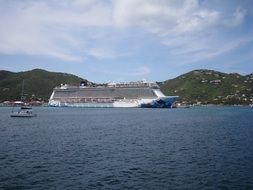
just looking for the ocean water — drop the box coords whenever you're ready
[0,106,253,190]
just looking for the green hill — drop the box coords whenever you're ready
[159,69,253,105]
[1,68,253,105]
[0,69,86,102]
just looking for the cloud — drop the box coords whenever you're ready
[112,0,249,63]
[181,37,253,64]
[0,0,250,64]
[93,65,151,77]
[161,34,253,65]
[0,0,111,62]
[233,7,247,26]
[113,0,221,35]
[88,48,127,60]
[113,0,247,36]
[131,66,151,76]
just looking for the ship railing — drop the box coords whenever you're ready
[52,97,114,103]
[54,82,160,89]
[107,83,159,88]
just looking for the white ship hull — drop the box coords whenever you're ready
[48,97,177,108]
[49,100,140,108]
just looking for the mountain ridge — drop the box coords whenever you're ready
[0,68,87,101]
[0,68,253,105]
[159,69,253,105]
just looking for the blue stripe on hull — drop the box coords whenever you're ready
[140,96,178,108]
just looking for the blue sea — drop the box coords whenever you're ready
[0,106,253,189]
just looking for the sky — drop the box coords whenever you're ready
[0,0,253,83]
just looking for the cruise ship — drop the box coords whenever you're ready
[48,80,178,108]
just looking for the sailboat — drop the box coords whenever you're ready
[10,80,37,117]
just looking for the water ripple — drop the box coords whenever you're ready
[0,107,253,189]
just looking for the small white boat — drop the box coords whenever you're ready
[10,79,37,118]
[11,106,37,117]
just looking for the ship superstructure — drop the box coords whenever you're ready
[48,80,178,108]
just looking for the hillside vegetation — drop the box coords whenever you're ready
[0,69,86,101]
[1,68,253,105]
[160,69,253,105]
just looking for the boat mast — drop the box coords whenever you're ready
[21,79,25,101]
